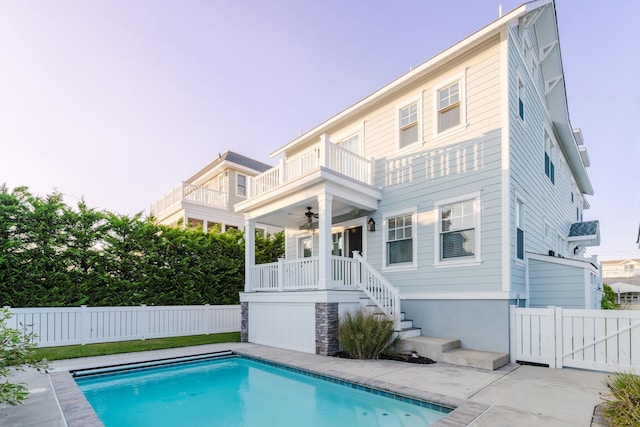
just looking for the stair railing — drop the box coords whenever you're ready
[352,251,401,329]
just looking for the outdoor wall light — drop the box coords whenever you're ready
[367,218,376,232]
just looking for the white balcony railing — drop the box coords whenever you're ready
[151,182,228,218]
[248,253,399,328]
[249,135,374,197]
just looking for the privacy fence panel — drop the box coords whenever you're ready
[511,305,640,373]
[5,305,241,347]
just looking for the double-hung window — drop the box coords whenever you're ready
[398,103,419,149]
[518,77,525,120]
[435,194,480,263]
[437,81,461,133]
[236,173,247,197]
[339,133,362,156]
[385,211,416,268]
[544,130,555,184]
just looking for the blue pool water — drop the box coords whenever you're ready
[75,355,450,427]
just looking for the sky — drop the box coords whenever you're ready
[0,0,638,261]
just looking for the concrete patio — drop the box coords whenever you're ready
[0,343,611,426]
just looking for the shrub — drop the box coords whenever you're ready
[602,372,640,426]
[338,309,396,359]
[601,284,620,310]
[0,308,49,406]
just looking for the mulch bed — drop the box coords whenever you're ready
[334,351,435,364]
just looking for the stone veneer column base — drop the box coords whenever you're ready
[315,302,339,356]
[240,302,249,342]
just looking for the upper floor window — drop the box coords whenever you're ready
[398,103,419,149]
[518,77,525,120]
[435,193,480,264]
[437,81,461,133]
[236,173,247,197]
[384,210,417,268]
[544,130,555,184]
[339,133,362,156]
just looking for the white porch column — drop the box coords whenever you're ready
[318,193,333,290]
[244,217,256,292]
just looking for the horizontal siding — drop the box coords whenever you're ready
[507,24,587,297]
[529,259,585,308]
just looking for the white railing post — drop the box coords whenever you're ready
[246,176,253,198]
[509,305,517,364]
[244,217,256,292]
[278,258,285,291]
[279,158,286,184]
[319,134,331,169]
[546,306,557,368]
[554,306,563,368]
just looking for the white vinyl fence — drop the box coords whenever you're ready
[5,305,240,348]
[510,305,640,373]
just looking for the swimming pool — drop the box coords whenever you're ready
[75,354,451,426]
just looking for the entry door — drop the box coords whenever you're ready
[346,226,363,257]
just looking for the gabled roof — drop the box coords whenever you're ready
[187,150,272,182]
[602,259,640,266]
[567,220,600,247]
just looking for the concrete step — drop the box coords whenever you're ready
[396,336,509,371]
[440,348,510,371]
[396,336,461,361]
[396,327,421,339]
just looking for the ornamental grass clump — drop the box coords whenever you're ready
[338,309,396,359]
[602,372,640,426]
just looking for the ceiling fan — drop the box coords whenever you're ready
[305,206,318,229]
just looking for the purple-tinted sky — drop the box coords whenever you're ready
[1,1,638,261]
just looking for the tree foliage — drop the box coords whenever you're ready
[601,284,620,310]
[0,185,284,307]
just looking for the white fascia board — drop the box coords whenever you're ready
[240,290,363,304]
[270,3,537,158]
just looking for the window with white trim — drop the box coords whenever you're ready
[398,103,419,149]
[339,133,362,156]
[299,236,313,258]
[437,81,461,133]
[384,211,416,267]
[516,197,525,260]
[518,77,525,120]
[236,173,247,197]
[544,130,555,184]
[436,194,479,262]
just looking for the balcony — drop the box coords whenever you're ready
[151,182,227,219]
[249,135,374,198]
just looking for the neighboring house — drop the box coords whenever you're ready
[236,0,600,357]
[608,282,640,309]
[151,151,279,235]
[602,259,640,285]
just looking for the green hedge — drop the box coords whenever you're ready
[0,185,284,307]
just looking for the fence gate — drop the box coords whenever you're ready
[510,306,640,372]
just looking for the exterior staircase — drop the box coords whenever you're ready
[359,297,508,371]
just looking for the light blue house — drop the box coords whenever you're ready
[236,0,600,363]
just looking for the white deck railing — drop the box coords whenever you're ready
[248,253,399,328]
[249,136,374,197]
[150,182,227,218]
[5,305,240,348]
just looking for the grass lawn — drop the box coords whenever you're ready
[32,332,241,361]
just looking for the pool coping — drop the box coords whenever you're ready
[50,348,491,427]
